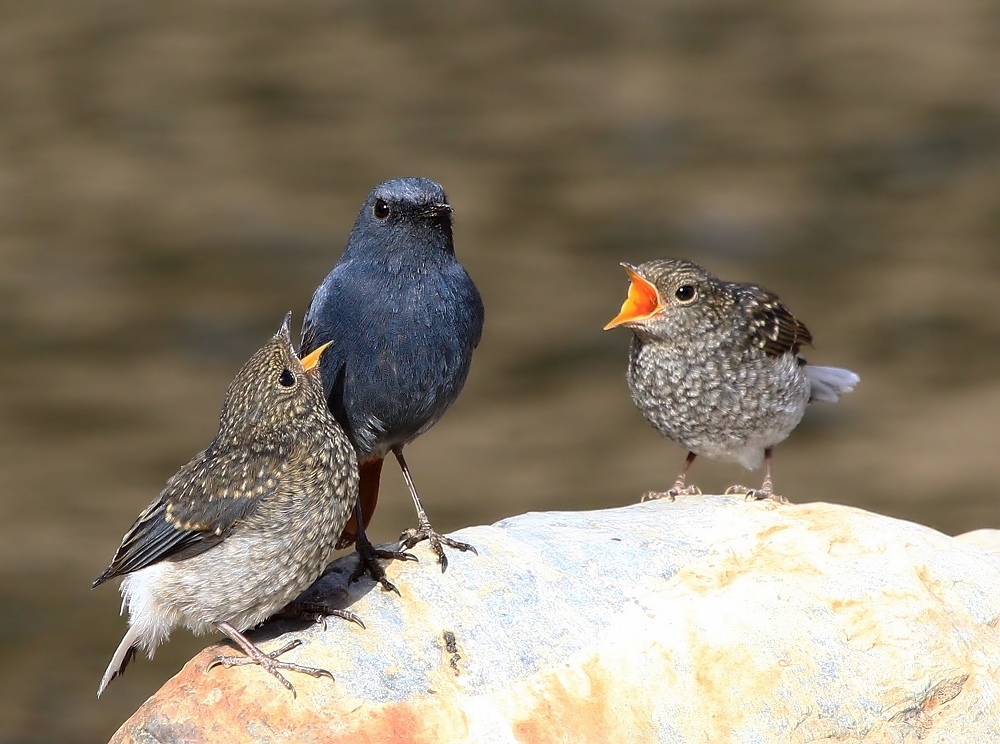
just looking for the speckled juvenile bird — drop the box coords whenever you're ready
[604,259,859,502]
[93,314,359,697]
[301,177,484,584]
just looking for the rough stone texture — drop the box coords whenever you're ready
[109,496,1000,743]
[955,529,1000,560]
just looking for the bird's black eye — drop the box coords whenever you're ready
[675,285,697,303]
[373,198,390,220]
[278,369,296,387]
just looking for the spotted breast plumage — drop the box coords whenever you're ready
[605,258,859,502]
[94,314,358,697]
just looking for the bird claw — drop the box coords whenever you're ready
[725,485,788,504]
[207,639,299,673]
[207,638,334,695]
[642,484,701,502]
[283,600,365,630]
[400,522,477,573]
[350,537,418,595]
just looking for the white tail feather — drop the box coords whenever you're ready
[806,365,860,403]
[98,625,141,698]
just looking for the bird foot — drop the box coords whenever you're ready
[349,539,417,595]
[642,484,701,502]
[725,485,788,504]
[281,600,365,631]
[207,638,334,695]
[400,521,477,573]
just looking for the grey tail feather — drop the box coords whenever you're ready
[805,365,860,403]
[98,626,141,698]
[92,567,115,588]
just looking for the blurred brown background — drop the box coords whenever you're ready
[1,1,999,741]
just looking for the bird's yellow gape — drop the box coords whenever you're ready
[604,264,663,329]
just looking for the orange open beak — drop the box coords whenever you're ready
[300,341,333,374]
[603,264,662,330]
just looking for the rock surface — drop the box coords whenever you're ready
[109,496,1000,743]
[955,528,1000,559]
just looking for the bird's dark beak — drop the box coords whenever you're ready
[300,341,333,375]
[604,264,663,330]
[420,202,453,219]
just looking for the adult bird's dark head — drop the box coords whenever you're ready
[216,313,332,443]
[344,178,455,264]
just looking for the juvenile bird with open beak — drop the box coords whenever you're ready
[94,314,359,697]
[605,259,859,502]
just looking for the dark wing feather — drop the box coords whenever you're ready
[93,447,279,586]
[735,283,813,357]
[299,314,322,358]
[300,272,354,431]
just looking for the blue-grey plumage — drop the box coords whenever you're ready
[605,259,859,502]
[94,314,359,697]
[301,178,484,577]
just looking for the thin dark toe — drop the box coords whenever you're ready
[349,557,399,595]
[353,541,416,594]
[433,536,477,572]
[399,527,475,553]
[284,601,365,629]
[400,525,477,573]
[329,608,365,629]
[303,605,365,630]
[398,527,420,550]
[750,490,788,504]
[376,548,419,563]
[427,535,449,573]
[436,535,477,554]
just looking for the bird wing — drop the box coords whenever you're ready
[301,268,354,358]
[300,270,358,428]
[735,283,813,357]
[299,313,323,358]
[92,447,280,586]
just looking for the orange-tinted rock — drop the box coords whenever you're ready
[110,497,1000,743]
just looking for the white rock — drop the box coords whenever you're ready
[955,528,1000,560]
[111,496,1000,743]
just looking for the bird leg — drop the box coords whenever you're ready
[725,448,788,503]
[207,621,334,696]
[335,458,382,549]
[393,446,477,572]
[642,452,701,502]
[349,500,417,594]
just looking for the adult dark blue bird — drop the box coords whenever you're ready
[301,177,484,587]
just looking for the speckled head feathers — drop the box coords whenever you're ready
[605,258,812,357]
[605,259,734,340]
[216,313,330,442]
